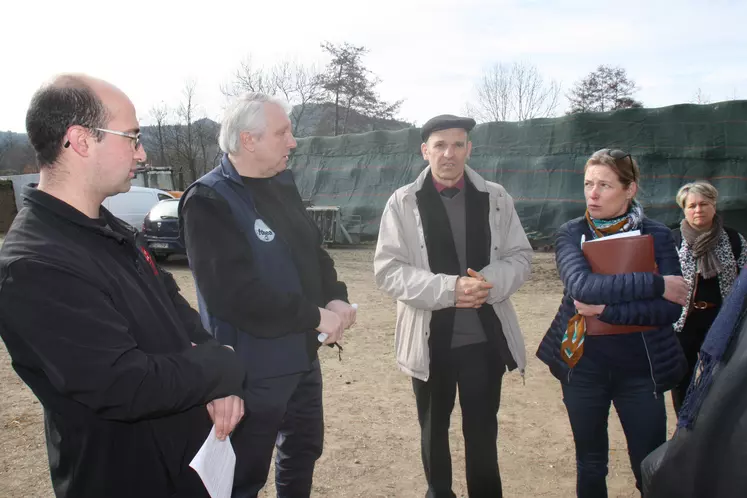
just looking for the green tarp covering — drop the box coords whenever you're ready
[289,100,747,243]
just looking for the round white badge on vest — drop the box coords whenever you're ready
[254,219,275,242]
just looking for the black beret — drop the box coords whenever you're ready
[420,114,476,142]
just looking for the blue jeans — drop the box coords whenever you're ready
[562,355,666,498]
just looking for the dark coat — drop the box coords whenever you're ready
[643,268,747,497]
[536,216,687,392]
[179,155,349,380]
[0,187,246,498]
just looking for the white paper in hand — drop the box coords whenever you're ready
[189,425,236,498]
[582,229,641,246]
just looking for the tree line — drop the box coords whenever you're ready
[141,41,409,188]
[1,44,739,185]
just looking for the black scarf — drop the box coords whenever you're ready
[416,172,516,369]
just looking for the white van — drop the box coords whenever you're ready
[103,186,175,230]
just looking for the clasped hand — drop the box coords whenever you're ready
[455,268,493,309]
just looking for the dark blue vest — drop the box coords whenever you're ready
[180,155,312,380]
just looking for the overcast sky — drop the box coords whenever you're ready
[2,0,745,132]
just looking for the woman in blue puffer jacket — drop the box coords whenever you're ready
[536,148,688,498]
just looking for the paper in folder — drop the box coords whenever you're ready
[582,233,657,336]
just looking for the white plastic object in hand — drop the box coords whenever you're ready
[318,303,358,343]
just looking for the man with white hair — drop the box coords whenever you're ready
[179,93,356,498]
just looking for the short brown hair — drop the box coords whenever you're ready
[584,148,640,190]
[25,74,109,167]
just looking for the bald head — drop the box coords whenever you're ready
[25,73,112,166]
[49,73,98,89]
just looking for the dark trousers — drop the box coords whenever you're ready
[230,360,324,498]
[562,355,666,498]
[672,317,714,415]
[412,343,504,498]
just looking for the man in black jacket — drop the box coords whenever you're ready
[180,92,355,498]
[0,74,247,498]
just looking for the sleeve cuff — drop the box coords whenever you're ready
[598,305,615,323]
[299,302,322,330]
[653,274,665,297]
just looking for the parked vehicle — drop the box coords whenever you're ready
[142,199,184,260]
[102,186,174,230]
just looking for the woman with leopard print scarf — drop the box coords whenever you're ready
[671,181,747,416]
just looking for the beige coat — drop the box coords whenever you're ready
[373,165,533,381]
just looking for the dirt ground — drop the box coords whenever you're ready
[0,248,677,497]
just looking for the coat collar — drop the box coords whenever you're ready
[220,153,244,186]
[219,153,295,186]
[22,186,133,243]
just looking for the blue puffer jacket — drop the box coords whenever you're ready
[536,216,687,393]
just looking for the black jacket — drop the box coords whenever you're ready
[643,268,747,497]
[0,187,246,498]
[179,171,348,357]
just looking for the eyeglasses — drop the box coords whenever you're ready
[64,127,142,150]
[597,148,632,163]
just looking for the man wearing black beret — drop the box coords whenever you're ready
[375,114,533,497]
[420,114,477,142]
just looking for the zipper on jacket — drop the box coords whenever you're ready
[117,236,144,276]
[640,333,658,399]
[132,245,145,275]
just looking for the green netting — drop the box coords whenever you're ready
[289,100,747,243]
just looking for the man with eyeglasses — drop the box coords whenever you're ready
[65,126,143,150]
[0,74,247,498]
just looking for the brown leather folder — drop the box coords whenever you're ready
[582,234,658,336]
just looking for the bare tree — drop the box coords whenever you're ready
[512,63,561,121]
[194,118,220,177]
[148,102,170,167]
[0,132,36,174]
[466,64,512,122]
[691,88,711,105]
[0,131,15,169]
[465,62,561,123]
[271,60,326,136]
[222,57,325,136]
[165,80,202,189]
[222,56,275,95]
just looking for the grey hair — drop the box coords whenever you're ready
[218,92,292,154]
[676,180,719,209]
